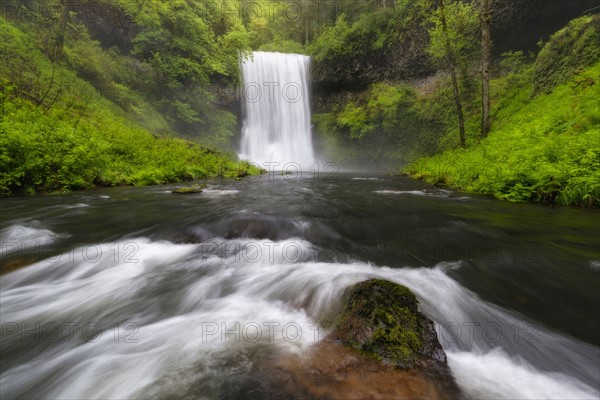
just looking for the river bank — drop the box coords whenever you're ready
[405,58,599,208]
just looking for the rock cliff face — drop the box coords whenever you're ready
[490,0,599,56]
[311,19,432,90]
[311,0,598,96]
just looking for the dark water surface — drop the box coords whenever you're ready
[1,173,599,399]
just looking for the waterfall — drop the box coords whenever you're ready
[239,52,314,168]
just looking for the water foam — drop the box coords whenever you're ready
[0,224,64,255]
[1,238,597,398]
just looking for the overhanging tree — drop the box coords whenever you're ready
[429,0,465,148]
[426,0,479,148]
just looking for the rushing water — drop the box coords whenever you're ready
[1,173,599,399]
[239,52,314,167]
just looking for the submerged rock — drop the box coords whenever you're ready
[172,184,205,194]
[244,342,457,400]
[240,279,461,399]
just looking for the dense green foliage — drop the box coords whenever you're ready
[1,0,598,207]
[314,82,442,164]
[310,7,600,207]
[310,0,478,165]
[409,57,600,206]
[533,15,600,94]
[121,0,250,132]
[20,0,253,144]
[426,0,479,77]
[0,16,259,196]
[258,38,305,54]
[308,1,431,85]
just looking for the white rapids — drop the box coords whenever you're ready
[1,238,598,399]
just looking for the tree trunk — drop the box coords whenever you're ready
[305,14,309,44]
[480,0,492,137]
[304,0,310,44]
[52,0,70,63]
[439,0,466,148]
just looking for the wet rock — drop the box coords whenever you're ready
[245,342,459,400]
[172,184,205,194]
[328,279,459,393]
[242,279,462,399]
[219,214,298,241]
[0,256,36,275]
[172,226,215,244]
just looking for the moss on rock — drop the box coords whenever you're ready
[172,184,205,194]
[243,279,462,399]
[329,279,449,373]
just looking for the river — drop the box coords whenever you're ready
[1,172,599,399]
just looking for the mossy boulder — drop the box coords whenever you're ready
[329,279,450,374]
[172,184,205,194]
[233,279,461,398]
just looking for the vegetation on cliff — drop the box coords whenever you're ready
[0,1,259,195]
[309,7,599,207]
[409,16,600,207]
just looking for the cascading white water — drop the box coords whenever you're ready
[2,178,599,399]
[1,237,598,399]
[239,52,314,168]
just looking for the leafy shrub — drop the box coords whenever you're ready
[409,60,600,207]
[0,19,259,196]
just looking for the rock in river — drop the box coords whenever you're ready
[240,279,461,399]
[172,184,205,194]
[329,278,449,372]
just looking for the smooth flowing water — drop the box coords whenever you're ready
[239,52,314,167]
[1,174,599,399]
